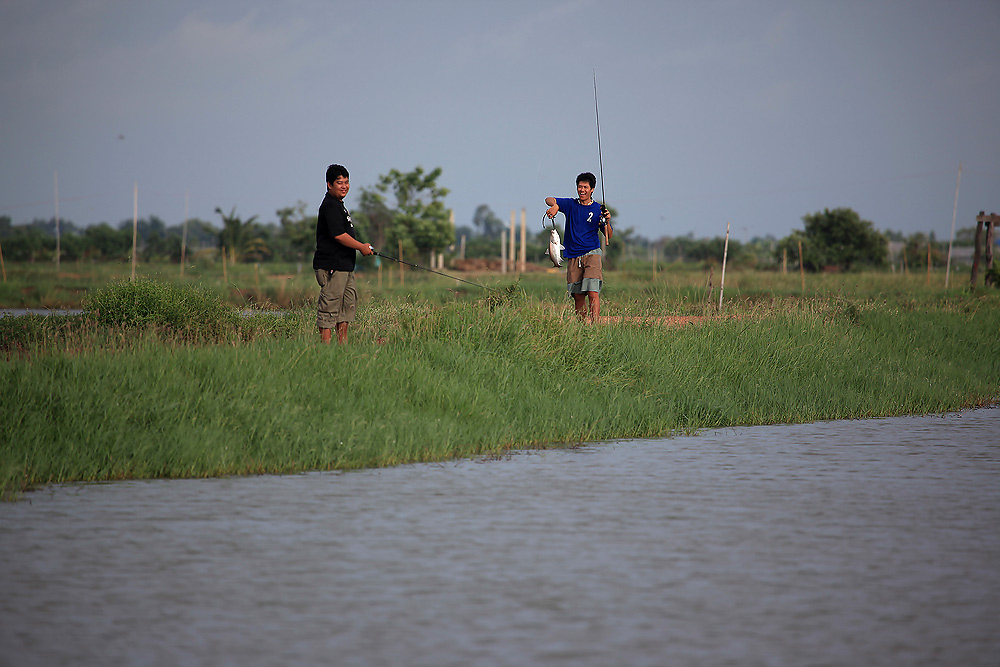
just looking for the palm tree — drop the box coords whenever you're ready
[214,206,259,263]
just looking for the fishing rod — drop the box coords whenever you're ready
[373,251,495,291]
[593,69,612,243]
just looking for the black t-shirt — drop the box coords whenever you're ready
[313,192,357,271]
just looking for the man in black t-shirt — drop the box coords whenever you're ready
[313,164,375,344]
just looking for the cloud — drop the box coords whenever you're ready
[2,3,320,124]
[447,0,592,68]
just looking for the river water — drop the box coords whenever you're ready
[2,409,998,666]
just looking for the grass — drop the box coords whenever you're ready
[1,264,999,499]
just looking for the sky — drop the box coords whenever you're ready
[2,0,998,244]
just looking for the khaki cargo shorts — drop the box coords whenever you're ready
[315,269,357,328]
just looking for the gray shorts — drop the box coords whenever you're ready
[315,270,357,328]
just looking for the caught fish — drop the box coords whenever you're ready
[545,227,564,268]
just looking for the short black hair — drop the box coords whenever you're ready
[576,172,596,188]
[326,164,349,184]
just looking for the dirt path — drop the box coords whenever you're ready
[596,315,708,326]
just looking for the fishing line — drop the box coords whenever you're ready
[541,210,559,230]
[373,251,495,291]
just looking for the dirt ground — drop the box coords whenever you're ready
[451,259,552,272]
[595,315,707,326]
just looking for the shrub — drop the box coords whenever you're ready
[83,278,236,335]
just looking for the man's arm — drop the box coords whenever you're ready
[545,197,559,219]
[334,232,374,256]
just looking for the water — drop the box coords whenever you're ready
[0,308,83,318]
[2,409,998,666]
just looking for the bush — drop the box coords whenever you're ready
[83,278,236,334]
[985,264,1000,288]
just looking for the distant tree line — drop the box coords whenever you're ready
[0,166,456,266]
[0,178,987,273]
[0,214,220,263]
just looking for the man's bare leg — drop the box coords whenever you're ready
[320,327,332,344]
[336,321,349,344]
[588,291,600,322]
[573,293,588,321]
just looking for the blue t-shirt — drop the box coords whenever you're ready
[555,197,603,258]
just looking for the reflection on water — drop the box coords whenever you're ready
[0,308,83,317]
[2,409,998,666]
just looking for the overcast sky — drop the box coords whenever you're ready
[2,0,998,243]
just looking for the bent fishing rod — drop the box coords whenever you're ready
[372,251,495,291]
[593,69,612,244]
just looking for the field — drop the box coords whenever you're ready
[2,260,998,499]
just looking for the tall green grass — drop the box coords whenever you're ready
[2,276,998,499]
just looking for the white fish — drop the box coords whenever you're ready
[545,227,564,268]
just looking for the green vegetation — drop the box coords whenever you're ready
[2,267,998,500]
[777,207,887,271]
[0,165,459,267]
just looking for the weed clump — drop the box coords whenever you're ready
[483,282,526,312]
[85,278,236,333]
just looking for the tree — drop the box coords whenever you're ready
[179,219,220,252]
[370,166,452,258]
[777,207,886,271]
[954,226,978,246]
[453,204,522,260]
[472,204,505,239]
[351,188,393,250]
[276,201,316,262]
[132,216,171,261]
[903,231,945,269]
[2,225,51,261]
[83,223,131,261]
[215,207,264,262]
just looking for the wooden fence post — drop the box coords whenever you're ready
[987,220,996,272]
[719,221,730,312]
[798,240,805,292]
[509,210,516,276]
[970,212,999,290]
[926,240,931,287]
[971,213,986,290]
[519,208,527,274]
[501,229,507,274]
[985,213,997,287]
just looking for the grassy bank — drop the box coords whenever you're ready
[2,277,998,499]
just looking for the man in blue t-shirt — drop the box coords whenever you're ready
[544,172,612,322]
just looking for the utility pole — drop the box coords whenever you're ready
[54,171,60,272]
[131,182,138,281]
[181,191,189,277]
[519,208,526,273]
[945,163,961,289]
[509,210,516,275]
